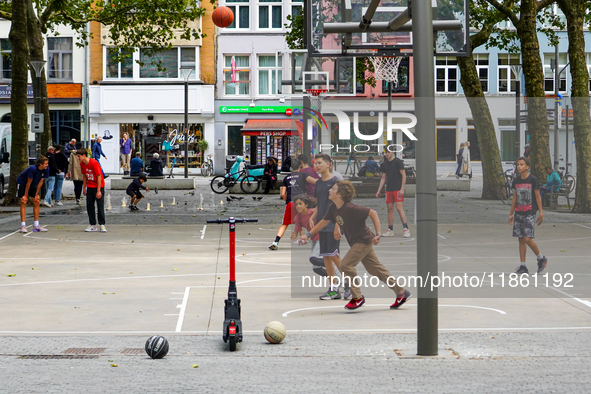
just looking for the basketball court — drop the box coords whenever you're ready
[1,222,590,337]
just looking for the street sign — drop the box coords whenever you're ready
[31,113,43,133]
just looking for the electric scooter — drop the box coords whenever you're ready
[206,217,258,351]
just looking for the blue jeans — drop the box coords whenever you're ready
[54,173,65,202]
[44,176,56,204]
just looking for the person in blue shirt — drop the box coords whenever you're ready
[92,137,108,178]
[17,157,50,233]
[130,152,145,176]
[539,166,561,204]
[364,156,380,176]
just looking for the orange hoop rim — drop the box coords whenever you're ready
[305,88,328,97]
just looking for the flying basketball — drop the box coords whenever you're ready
[145,335,169,359]
[212,6,234,28]
[264,321,286,344]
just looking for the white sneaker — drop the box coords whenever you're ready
[19,226,28,233]
[55,201,63,206]
[269,241,278,250]
[42,201,52,208]
[382,229,395,237]
[403,228,411,238]
[85,225,98,232]
[100,225,107,233]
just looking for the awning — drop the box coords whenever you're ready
[241,119,303,137]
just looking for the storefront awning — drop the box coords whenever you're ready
[241,119,303,137]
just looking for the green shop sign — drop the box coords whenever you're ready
[219,106,303,115]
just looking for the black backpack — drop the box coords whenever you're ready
[357,165,367,177]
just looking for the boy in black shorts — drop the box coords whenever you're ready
[300,180,411,311]
[16,157,50,233]
[126,174,150,211]
[509,157,547,274]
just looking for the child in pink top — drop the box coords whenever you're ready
[291,194,325,276]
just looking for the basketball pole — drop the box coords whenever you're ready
[413,0,438,356]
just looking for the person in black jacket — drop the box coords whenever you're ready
[53,145,69,206]
[262,157,278,194]
[126,174,150,211]
[149,153,164,177]
[43,146,59,207]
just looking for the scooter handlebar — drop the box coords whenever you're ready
[207,218,258,224]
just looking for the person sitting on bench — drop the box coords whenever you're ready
[149,153,164,177]
[130,152,145,176]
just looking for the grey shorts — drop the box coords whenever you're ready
[513,214,536,238]
[319,232,340,257]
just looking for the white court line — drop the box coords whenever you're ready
[0,271,292,287]
[175,287,191,332]
[201,225,207,239]
[547,286,591,310]
[0,228,25,241]
[237,276,290,285]
[574,224,591,230]
[437,234,446,239]
[282,304,507,317]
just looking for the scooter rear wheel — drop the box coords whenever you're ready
[229,336,237,351]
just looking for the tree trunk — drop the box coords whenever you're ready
[560,2,591,212]
[2,0,30,206]
[27,1,51,151]
[518,1,552,180]
[457,57,504,199]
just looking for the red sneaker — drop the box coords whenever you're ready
[344,296,365,310]
[390,290,411,309]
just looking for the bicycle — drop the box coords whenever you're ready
[498,167,515,204]
[201,154,214,177]
[210,156,263,194]
[558,158,576,193]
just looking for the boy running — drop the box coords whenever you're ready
[16,157,50,233]
[300,181,411,311]
[376,150,410,238]
[509,157,547,274]
[127,174,150,211]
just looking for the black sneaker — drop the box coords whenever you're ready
[514,266,529,274]
[537,256,548,274]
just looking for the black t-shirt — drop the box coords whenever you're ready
[282,174,293,204]
[512,174,540,215]
[380,157,404,191]
[323,202,374,246]
[288,171,309,200]
[315,176,338,233]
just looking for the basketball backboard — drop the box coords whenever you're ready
[275,49,358,97]
[307,0,469,58]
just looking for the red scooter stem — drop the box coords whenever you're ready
[229,220,236,282]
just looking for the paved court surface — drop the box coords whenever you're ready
[1,177,590,392]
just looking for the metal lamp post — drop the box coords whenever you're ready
[511,64,523,159]
[30,60,47,158]
[180,66,194,178]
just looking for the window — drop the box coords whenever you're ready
[435,57,458,93]
[499,119,517,161]
[0,39,11,80]
[474,54,489,93]
[258,55,282,96]
[544,53,567,93]
[498,54,520,93]
[466,119,481,161]
[258,0,282,29]
[48,37,73,81]
[381,58,410,94]
[587,54,591,92]
[140,48,179,78]
[49,110,81,146]
[106,48,133,79]
[436,119,456,161]
[227,125,244,156]
[291,0,303,17]
[227,0,250,29]
[224,55,250,96]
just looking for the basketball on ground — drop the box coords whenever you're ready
[212,6,234,28]
[145,335,169,359]
[264,321,286,344]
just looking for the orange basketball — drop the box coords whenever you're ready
[212,6,234,28]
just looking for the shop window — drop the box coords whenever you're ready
[49,110,81,146]
[227,0,250,29]
[227,125,244,156]
[48,37,73,81]
[466,119,481,161]
[436,119,456,161]
[224,55,250,96]
[1,39,11,80]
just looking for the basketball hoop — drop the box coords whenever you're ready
[368,56,403,86]
[305,88,328,113]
